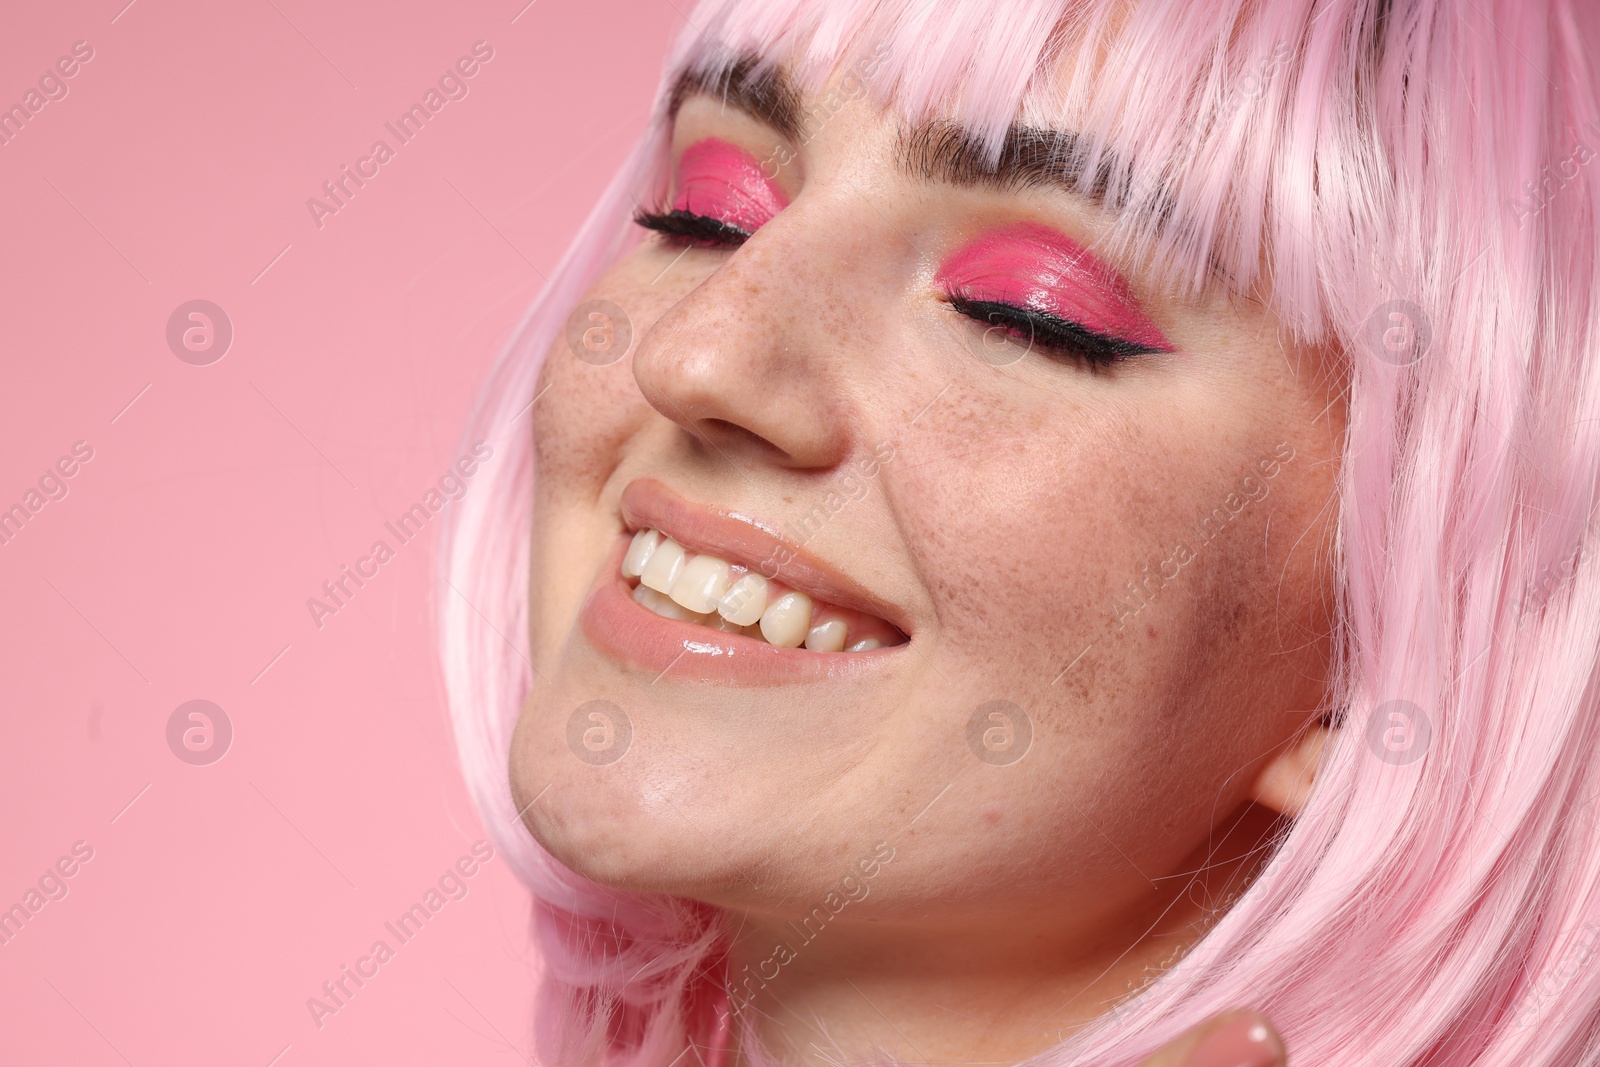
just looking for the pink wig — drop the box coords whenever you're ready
[439,1,1600,1064]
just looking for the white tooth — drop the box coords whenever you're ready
[717,573,769,626]
[804,619,848,652]
[846,637,883,652]
[633,582,710,623]
[759,591,812,648]
[669,554,732,614]
[639,538,687,593]
[622,528,661,578]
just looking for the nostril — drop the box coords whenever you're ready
[696,418,784,456]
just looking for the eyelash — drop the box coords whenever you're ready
[943,293,1159,371]
[632,207,1155,371]
[634,208,752,247]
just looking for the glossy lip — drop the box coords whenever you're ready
[935,221,1174,351]
[619,477,912,638]
[579,531,903,687]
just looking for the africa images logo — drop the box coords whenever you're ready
[305,442,492,629]
[304,841,496,1029]
[305,41,495,229]
[0,39,94,148]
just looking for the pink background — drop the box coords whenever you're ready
[0,1,676,1062]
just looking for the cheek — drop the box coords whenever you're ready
[531,341,640,491]
[530,260,678,493]
[891,384,1328,781]
[881,400,1328,890]
[892,389,1170,684]
[525,262,673,662]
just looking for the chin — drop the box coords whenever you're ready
[508,710,752,899]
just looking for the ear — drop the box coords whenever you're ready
[1250,721,1331,818]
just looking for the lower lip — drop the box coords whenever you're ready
[577,535,903,686]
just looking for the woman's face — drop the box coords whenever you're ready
[510,61,1342,951]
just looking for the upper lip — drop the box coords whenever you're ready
[619,477,911,638]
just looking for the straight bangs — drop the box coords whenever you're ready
[440,2,1600,1066]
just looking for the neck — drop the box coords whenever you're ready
[718,803,1281,1067]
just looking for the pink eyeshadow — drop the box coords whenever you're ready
[934,222,1172,351]
[672,137,790,234]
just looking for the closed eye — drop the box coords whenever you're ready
[634,208,751,248]
[635,207,1159,372]
[945,292,1165,371]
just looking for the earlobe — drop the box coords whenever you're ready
[1251,722,1332,817]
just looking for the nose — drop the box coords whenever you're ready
[629,216,857,470]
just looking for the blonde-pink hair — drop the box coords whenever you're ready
[441,1,1600,1063]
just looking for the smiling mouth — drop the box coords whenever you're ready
[621,526,907,652]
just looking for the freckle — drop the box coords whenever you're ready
[982,810,1001,825]
[1146,625,1157,639]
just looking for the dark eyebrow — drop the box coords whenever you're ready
[669,58,1122,207]
[897,118,1119,206]
[665,58,1216,286]
[667,54,804,142]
